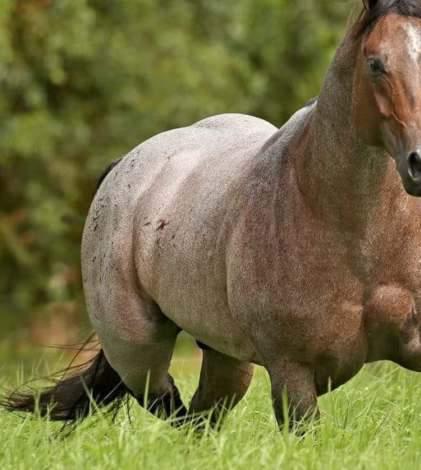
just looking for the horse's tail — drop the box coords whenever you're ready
[95,157,123,192]
[2,338,129,423]
[3,159,129,424]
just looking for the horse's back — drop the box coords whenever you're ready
[193,113,274,133]
[140,113,277,173]
[98,113,276,203]
[93,113,277,229]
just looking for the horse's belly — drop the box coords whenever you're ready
[167,305,259,362]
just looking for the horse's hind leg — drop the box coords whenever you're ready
[89,288,187,424]
[101,330,187,423]
[188,347,254,427]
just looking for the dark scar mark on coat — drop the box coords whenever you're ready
[156,219,169,231]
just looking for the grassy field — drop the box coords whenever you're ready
[1,342,421,470]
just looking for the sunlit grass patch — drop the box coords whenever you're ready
[1,352,421,470]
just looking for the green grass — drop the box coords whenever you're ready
[2,348,421,470]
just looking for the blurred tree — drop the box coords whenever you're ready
[0,0,354,338]
[235,0,352,123]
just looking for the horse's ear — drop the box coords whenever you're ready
[364,0,378,10]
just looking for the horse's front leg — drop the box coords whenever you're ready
[267,360,319,430]
[188,347,254,428]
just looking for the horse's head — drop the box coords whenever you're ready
[353,0,421,196]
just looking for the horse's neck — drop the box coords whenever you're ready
[295,38,406,235]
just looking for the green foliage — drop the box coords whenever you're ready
[0,0,354,330]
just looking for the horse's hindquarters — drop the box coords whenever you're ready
[81,113,277,365]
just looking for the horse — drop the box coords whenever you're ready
[6,0,421,430]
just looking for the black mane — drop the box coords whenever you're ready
[354,0,421,37]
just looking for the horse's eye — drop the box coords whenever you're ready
[368,57,386,76]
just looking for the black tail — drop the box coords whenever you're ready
[3,158,128,424]
[2,339,129,423]
[95,158,122,192]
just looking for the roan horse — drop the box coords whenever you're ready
[6,0,421,430]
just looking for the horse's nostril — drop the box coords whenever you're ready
[408,152,421,179]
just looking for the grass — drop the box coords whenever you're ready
[1,343,421,470]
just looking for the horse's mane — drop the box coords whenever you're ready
[354,0,421,37]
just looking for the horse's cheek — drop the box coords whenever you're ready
[352,78,383,145]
